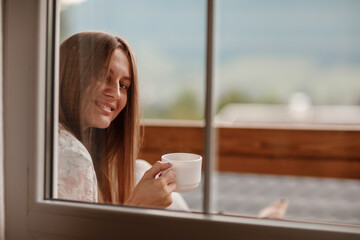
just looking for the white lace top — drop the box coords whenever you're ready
[58,125,98,202]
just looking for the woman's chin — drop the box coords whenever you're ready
[90,121,111,129]
[97,123,111,129]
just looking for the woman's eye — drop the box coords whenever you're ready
[119,83,128,90]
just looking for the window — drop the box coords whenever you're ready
[57,0,360,229]
[3,0,360,239]
[56,0,360,227]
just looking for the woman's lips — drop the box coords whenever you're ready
[95,100,115,114]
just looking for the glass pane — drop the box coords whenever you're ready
[56,0,205,212]
[212,0,360,225]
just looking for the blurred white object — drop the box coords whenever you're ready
[288,92,312,121]
[216,103,360,125]
[258,199,289,219]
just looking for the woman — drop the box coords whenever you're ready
[58,31,188,210]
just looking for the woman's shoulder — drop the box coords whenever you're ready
[58,124,92,161]
[57,124,98,202]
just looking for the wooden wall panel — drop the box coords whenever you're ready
[139,125,204,165]
[138,123,360,179]
[218,156,360,179]
[219,128,360,159]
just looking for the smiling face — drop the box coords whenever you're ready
[81,48,131,130]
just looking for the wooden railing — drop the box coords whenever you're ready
[139,120,360,179]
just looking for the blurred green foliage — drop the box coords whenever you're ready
[143,88,203,120]
[143,88,283,120]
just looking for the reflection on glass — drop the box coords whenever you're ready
[56,0,205,212]
[212,0,360,225]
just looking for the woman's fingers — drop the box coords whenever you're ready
[162,168,176,183]
[167,182,177,193]
[126,161,177,208]
[144,161,172,179]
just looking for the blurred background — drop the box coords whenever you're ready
[60,0,360,124]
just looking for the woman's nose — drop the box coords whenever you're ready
[105,81,121,99]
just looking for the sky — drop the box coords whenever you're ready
[60,0,360,117]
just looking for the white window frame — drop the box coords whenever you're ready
[2,0,360,239]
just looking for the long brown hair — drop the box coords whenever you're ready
[59,31,141,204]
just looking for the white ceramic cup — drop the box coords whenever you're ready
[161,153,202,193]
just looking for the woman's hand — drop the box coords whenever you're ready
[125,161,177,208]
